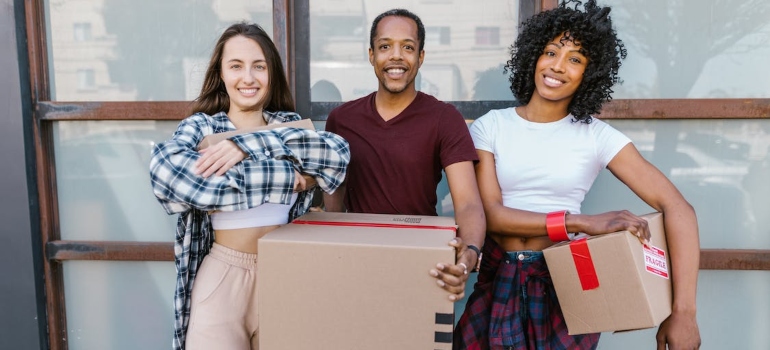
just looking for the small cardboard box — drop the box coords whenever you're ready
[542,212,672,335]
[258,212,457,350]
[196,118,314,150]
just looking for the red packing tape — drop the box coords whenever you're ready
[291,220,457,233]
[569,238,600,290]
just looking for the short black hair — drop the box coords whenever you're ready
[507,0,627,122]
[369,9,426,52]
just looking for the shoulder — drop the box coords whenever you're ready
[471,108,514,130]
[327,93,375,129]
[416,92,457,114]
[330,93,374,115]
[177,112,220,132]
[582,116,625,137]
[183,111,216,124]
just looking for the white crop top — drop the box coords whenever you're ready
[210,193,298,230]
[470,107,631,215]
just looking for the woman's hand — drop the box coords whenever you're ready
[195,140,247,177]
[301,174,317,191]
[293,170,307,192]
[429,237,473,302]
[656,309,701,350]
[573,210,651,245]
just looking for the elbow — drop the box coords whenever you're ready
[659,197,696,218]
[484,209,506,234]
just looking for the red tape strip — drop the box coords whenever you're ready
[291,220,457,233]
[569,238,600,290]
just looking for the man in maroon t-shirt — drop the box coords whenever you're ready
[324,9,486,302]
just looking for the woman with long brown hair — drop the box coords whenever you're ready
[149,23,349,350]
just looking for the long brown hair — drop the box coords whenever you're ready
[190,22,295,115]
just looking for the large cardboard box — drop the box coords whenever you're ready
[197,118,314,150]
[258,212,457,350]
[542,212,672,335]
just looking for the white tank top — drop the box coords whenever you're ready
[210,193,298,229]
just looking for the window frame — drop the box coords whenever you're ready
[22,0,770,349]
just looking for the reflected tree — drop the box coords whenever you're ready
[607,0,769,240]
[613,0,770,97]
[472,64,515,101]
[103,0,217,100]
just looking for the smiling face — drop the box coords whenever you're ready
[220,35,269,115]
[532,33,588,105]
[368,15,425,97]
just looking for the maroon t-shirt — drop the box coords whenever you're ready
[326,92,478,216]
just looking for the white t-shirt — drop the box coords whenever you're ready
[470,107,631,215]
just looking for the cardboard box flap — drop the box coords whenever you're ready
[197,118,315,150]
[293,211,457,228]
[261,212,457,250]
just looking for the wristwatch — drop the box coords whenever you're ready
[466,245,483,272]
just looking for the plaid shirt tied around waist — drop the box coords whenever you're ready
[149,111,350,350]
[454,236,599,350]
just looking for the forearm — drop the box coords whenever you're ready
[229,132,288,161]
[452,199,486,271]
[454,201,486,249]
[662,202,700,313]
[322,183,346,212]
[150,146,296,213]
[485,204,551,238]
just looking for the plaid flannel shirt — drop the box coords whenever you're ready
[149,111,350,350]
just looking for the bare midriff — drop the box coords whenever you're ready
[214,225,281,254]
[491,234,554,252]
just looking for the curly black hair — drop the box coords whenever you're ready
[507,0,627,122]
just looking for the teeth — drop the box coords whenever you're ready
[544,76,562,85]
[240,88,257,94]
[387,69,405,74]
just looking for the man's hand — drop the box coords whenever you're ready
[429,237,475,302]
[656,309,700,350]
[195,140,247,177]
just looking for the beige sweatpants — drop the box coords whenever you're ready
[186,243,260,350]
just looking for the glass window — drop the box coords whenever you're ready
[605,0,770,98]
[426,26,451,46]
[309,0,518,102]
[45,0,273,101]
[53,121,179,241]
[63,261,175,350]
[582,119,770,249]
[76,69,95,90]
[474,27,500,46]
[73,22,92,42]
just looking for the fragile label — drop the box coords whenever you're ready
[643,245,669,279]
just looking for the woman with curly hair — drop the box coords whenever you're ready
[454,1,701,349]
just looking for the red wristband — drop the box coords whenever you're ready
[546,210,570,242]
